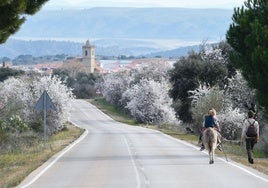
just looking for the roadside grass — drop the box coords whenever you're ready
[89,98,137,125]
[90,98,268,175]
[0,122,84,188]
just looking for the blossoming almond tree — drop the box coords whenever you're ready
[0,75,74,135]
[100,72,130,107]
[0,77,32,120]
[189,84,246,140]
[100,61,176,125]
[123,79,176,124]
[31,75,74,134]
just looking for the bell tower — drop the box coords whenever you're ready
[82,40,95,73]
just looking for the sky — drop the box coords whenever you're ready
[43,0,246,10]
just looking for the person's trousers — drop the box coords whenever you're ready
[246,137,256,161]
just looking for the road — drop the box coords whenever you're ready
[19,99,268,188]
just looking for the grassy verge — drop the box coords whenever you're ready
[90,98,268,175]
[89,98,137,125]
[0,122,84,188]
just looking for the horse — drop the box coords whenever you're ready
[202,127,218,164]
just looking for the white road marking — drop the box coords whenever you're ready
[19,121,88,188]
[123,136,141,188]
[219,157,268,183]
[155,129,268,183]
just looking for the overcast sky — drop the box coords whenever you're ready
[43,0,246,10]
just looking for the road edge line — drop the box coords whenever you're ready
[149,128,268,183]
[18,121,88,188]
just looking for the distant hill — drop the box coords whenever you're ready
[0,39,198,59]
[145,45,201,58]
[15,7,233,40]
[0,39,82,58]
[0,39,163,58]
[0,8,233,58]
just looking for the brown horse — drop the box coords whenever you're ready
[202,127,218,164]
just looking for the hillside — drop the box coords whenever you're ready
[15,7,233,40]
[0,8,233,58]
[0,39,200,59]
[0,39,162,58]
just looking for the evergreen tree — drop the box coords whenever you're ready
[226,0,268,111]
[0,67,24,82]
[0,0,48,44]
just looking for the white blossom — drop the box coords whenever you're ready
[0,77,32,119]
[100,72,130,106]
[226,71,256,111]
[200,44,226,64]
[0,75,74,135]
[100,61,176,125]
[32,75,74,134]
[188,83,211,107]
[189,83,247,140]
[123,79,176,124]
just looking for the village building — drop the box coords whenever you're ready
[82,40,95,73]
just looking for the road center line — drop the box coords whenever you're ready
[123,136,141,188]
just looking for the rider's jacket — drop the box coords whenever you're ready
[204,115,217,128]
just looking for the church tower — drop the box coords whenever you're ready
[82,40,95,73]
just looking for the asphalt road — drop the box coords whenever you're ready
[19,99,268,188]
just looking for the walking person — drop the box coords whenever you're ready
[241,110,259,164]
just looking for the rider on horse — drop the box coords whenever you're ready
[199,109,222,151]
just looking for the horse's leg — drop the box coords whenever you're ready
[211,149,214,164]
[209,149,213,164]
[209,144,216,164]
[209,151,212,164]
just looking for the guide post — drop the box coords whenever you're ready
[34,90,56,146]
